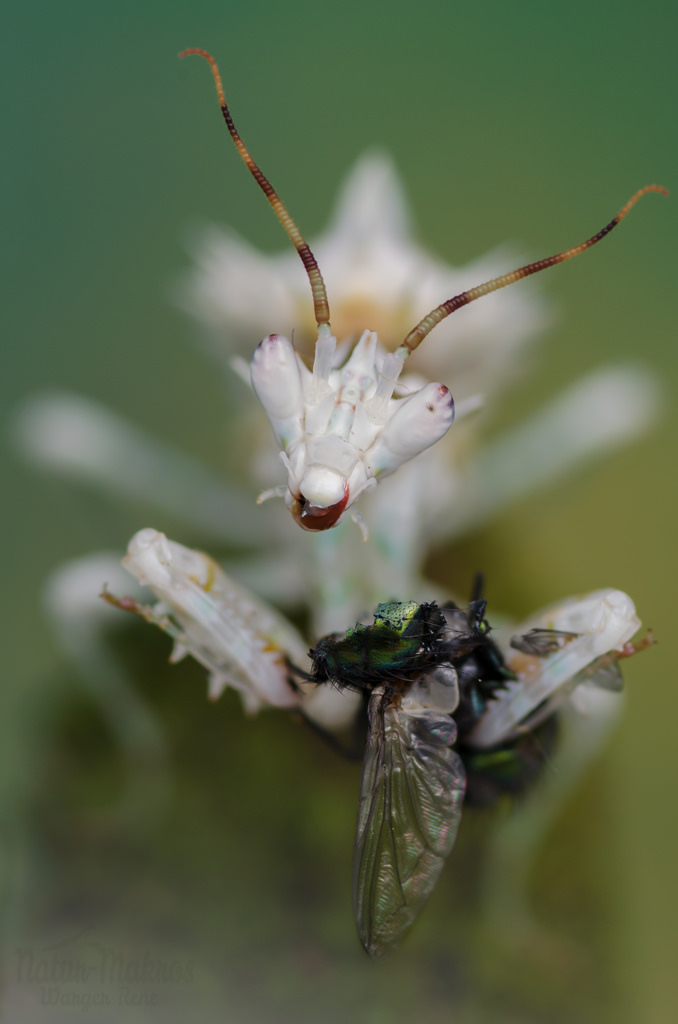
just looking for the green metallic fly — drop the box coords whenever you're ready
[308,599,515,957]
[306,595,641,958]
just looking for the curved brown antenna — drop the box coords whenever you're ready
[179,48,331,330]
[400,185,668,355]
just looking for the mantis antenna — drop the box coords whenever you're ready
[179,48,332,332]
[399,184,668,356]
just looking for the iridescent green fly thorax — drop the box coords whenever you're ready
[371,601,421,631]
[310,601,451,693]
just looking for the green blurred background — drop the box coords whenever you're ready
[2,1,676,1021]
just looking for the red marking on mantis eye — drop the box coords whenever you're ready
[291,483,350,532]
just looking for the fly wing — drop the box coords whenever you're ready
[510,628,580,657]
[353,686,466,958]
[573,655,624,692]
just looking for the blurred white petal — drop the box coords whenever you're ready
[177,151,549,399]
[480,684,624,947]
[44,554,170,821]
[439,365,662,542]
[12,391,283,545]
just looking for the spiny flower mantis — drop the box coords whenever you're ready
[180,47,666,536]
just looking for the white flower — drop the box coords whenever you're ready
[178,151,548,401]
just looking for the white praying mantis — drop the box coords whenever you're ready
[180,47,666,537]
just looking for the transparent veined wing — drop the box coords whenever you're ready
[353,680,466,958]
[573,656,624,692]
[469,589,641,748]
